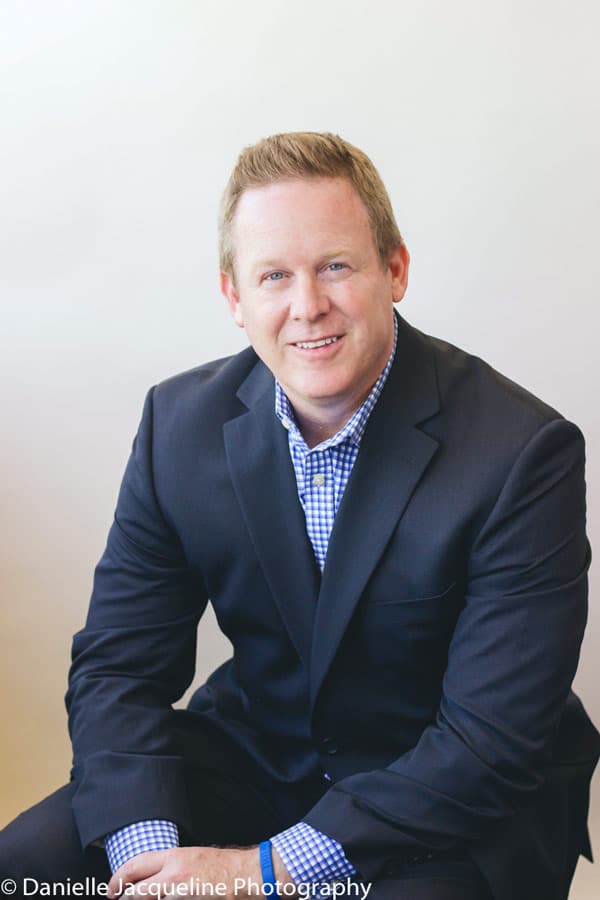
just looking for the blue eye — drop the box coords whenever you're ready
[328,263,345,271]
[266,272,284,281]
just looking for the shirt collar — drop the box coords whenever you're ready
[275,314,398,452]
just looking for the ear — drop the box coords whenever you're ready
[388,243,410,304]
[220,271,245,328]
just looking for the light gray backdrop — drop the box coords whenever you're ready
[1,2,598,896]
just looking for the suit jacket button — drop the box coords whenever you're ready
[322,737,339,755]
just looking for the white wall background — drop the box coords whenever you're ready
[1,1,598,895]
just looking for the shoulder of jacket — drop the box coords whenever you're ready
[407,320,565,428]
[151,344,260,407]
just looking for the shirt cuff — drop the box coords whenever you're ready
[271,821,357,884]
[105,820,179,873]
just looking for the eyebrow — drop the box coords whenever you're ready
[252,260,285,272]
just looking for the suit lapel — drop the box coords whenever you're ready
[309,316,441,710]
[224,316,441,695]
[224,361,319,669]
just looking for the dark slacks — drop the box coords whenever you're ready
[0,712,493,899]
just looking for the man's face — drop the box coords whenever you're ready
[221,177,409,422]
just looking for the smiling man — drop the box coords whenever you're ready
[1,132,598,900]
[221,176,409,448]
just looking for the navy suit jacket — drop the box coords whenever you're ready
[66,314,599,900]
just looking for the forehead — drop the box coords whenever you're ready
[231,176,374,261]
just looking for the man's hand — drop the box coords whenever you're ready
[107,845,297,898]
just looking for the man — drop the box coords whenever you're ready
[1,132,598,900]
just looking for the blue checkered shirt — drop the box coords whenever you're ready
[105,319,398,882]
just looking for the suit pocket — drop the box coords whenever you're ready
[364,581,459,623]
[358,581,462,683]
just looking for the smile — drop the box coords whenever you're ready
[293,336,340,349]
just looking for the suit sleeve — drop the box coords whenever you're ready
[65,388,208,849]
[303,417,592,878]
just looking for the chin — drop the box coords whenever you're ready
[292,373,340,392]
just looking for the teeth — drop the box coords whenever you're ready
[295,336,339,349]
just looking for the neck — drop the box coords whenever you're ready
[291,394,368,449]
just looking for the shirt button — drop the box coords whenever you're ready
[312,473,326,487]
[321,737,338,755]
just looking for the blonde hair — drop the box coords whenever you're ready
[218,131,403,280]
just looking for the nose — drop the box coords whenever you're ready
[289,274,331,321]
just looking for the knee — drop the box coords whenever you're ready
[0,784,109,883]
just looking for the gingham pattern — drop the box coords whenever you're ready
[104,317,398,881]
[276,315,398,570]
[105,820,178,873]
[271,823,357,887]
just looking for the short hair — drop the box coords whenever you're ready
[218,131,403,280]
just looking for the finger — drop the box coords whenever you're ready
[107,851,168,897]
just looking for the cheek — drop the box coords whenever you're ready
[334,284,377,318]
[242,306,285,350]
